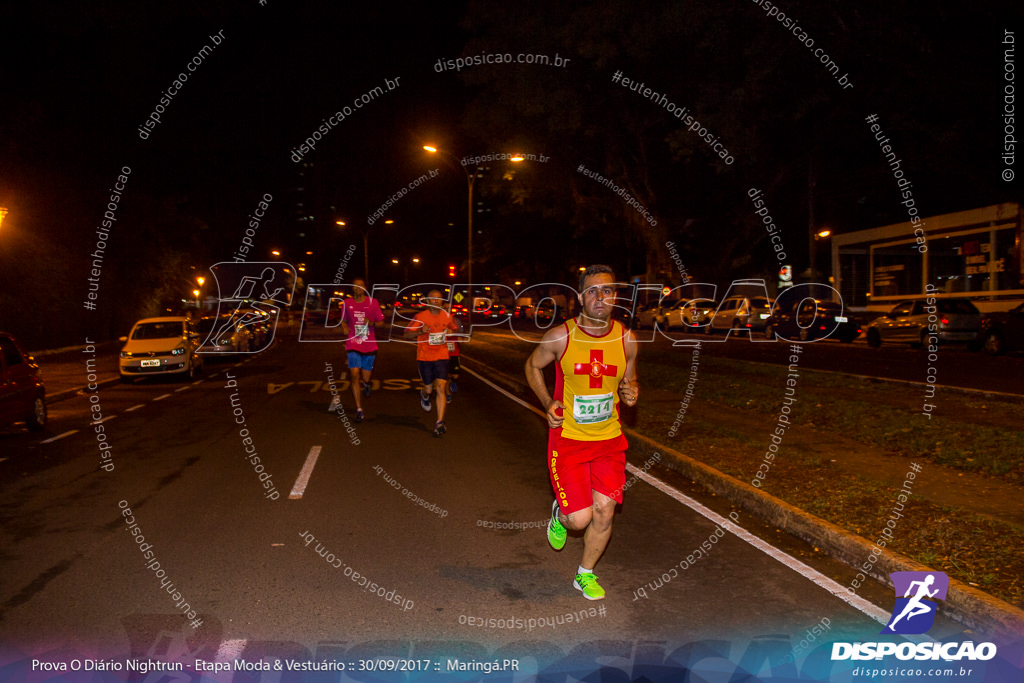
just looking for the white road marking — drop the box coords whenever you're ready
[153,393,172,401]
[41,430,79,443]
[125,404,146,412]
[174,386,190,393]
[289,445,323,500]
[215,638,247,662]
[471,359,900,629]
[92,416,116,424]
[626,465,894,628]
[462,366,541,416]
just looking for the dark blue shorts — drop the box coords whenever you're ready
[418,359,449,385]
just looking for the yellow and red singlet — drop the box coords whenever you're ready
[554,318,628,441]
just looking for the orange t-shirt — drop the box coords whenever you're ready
[411,309,459,361]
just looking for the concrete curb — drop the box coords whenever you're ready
[460,353,1024,642]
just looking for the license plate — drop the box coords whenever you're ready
[140,359,160,367]
[836,316,848,323]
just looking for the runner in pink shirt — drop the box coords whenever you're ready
[334,278,384,422]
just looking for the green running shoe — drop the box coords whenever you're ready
[547,500,566,550]
[573,572,606,600]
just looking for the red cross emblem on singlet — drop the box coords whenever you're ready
[573,349,618,389]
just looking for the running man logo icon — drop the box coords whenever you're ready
[882,571,949,634]
[199,262,296,354]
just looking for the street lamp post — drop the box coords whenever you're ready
[424,145,524,307]
[338,219,393,282]
[195,276,205,311]
[391,256,420,285]
[424,146,475,304]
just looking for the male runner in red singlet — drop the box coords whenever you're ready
[525,265,639,600]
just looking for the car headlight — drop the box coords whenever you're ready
[170,347,187,356]
[120,351,132,359]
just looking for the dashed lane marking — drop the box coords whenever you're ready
[41,430,79,444]
[289,445,323,500]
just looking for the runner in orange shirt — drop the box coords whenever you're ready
[525,265,639,600]
[445,314,465,404]
[405,288,459,437]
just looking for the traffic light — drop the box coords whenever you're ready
[448,264,456,278]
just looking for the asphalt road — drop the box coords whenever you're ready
[0,331,992,678]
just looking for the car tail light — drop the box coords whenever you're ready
[941,317,950,325]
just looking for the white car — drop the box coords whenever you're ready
[664,299,714,330]
[119,317,204,382]
[633,300,677,330]
[706,296,774,334]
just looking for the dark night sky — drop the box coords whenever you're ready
[1,1,1021,344]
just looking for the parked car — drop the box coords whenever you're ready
[198,314,252,354]
[765,298,861,342]
[664,299,715,330]
[119,317,204,382]
[473,302,509,321]
[513,303,535,320]
[978,301,1024,355]
[234,307,274,351]
[865,299,982,349]
[535,301,568,325]
[633,300,671,330]
[706,296,774,334]
[0,332,46,431]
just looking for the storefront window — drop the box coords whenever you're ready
[870,243,922,299]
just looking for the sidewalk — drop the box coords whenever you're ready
[31,341,123,403]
